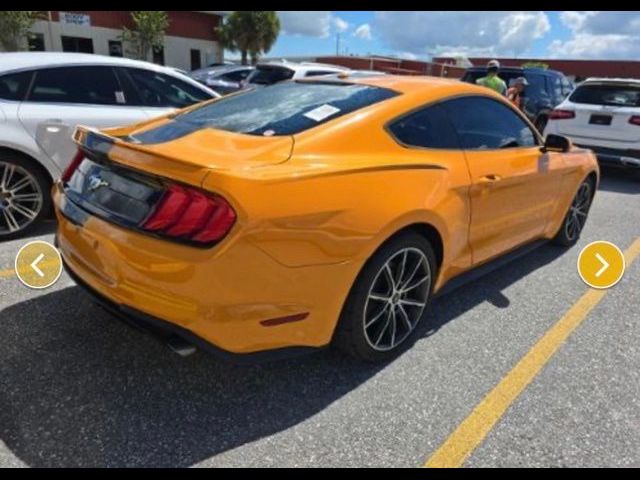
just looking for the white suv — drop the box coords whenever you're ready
[0,52,220,239]
[544,78,640,178]
[243,60,349,88]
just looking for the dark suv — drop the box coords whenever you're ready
[461,67,574,132]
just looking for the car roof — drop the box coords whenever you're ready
[256,60,348,72]
[313,74,491,96]
[0,51,182,74]
[466,66,561,76]
[581,77,640,85]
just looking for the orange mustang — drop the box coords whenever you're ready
[53,75,598,362]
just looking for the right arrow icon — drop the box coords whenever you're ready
[594,253,609,278]
[578,241,625,289]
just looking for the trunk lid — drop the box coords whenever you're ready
[557,103,640,142]
[73,124,294,188]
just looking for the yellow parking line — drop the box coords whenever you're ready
[425,237,640,468]
[0,259,60,279]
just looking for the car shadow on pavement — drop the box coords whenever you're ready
[598,168,640,195]
[0,243,566,467]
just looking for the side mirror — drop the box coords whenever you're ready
[542,134,572,153]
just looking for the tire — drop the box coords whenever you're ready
[552,178,594,247]
[0,152,52,241]
[333,231,437,362]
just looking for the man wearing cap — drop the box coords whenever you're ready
[476,60,507,95]
[507,76,529,111]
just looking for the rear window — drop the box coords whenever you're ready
[132,81,399,142]
[248,66,294,85]
[570,84,640,107]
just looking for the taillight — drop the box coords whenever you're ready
[142,183,236,245]
[62,149,85,183]
[629,115,640,126]
[549,109,576,120]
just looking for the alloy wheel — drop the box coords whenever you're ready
[564,182,592,242]
[0,161,43,236]
[363,247,431,352]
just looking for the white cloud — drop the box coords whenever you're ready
[353,24,372,40]
[374,11,550,58]
[277,11,332,38]
[333,16,349,33]
[551,11,640,59]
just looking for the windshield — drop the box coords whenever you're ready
[131,81,399,142]
[570,84,640,107]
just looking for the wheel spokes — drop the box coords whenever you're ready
[363,247,431,352]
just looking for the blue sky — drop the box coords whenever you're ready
[231,12,640,61]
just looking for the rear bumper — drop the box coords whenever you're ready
[61,253,320,363]
[575,144,640,169]
[53,184,359,356]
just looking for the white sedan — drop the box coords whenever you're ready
[544,77,640,178]
[0,52,220,239]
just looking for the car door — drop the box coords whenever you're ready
[387,103,473,276]
[17,65,148,172]
[117,67,215,119]
[441,96,564,265]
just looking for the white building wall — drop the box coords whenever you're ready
[21,20,221,71]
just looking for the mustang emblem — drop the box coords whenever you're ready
[87,175,110,192]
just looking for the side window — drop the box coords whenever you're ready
[551,76,564,102]
[221,70,251,82]
[123,68,213,108]
[442,96,538,150]
[304,70,337,77]
[388,104,460,149]
[561,77,573,97]
[28,66,124,105]
[0,71,33,101]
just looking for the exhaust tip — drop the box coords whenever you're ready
[167,335,197,357]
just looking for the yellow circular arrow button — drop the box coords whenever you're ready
[577,241,625,289]
[15,240,62,289]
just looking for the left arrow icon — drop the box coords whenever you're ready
[30,253,45,278]
[15,241,63,289]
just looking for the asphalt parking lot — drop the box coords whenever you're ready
[0,168,638,468]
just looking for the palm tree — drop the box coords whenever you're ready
[217,12,280,65]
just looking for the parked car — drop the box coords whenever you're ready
[54,76,598,362]
[190,65,254,95]
[242,61,349,89]
[544,78,640,178]
[461,66,574,132]
[0,52,220,239]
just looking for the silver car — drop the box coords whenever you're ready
[189,65,254,95]
[0,52,220,239]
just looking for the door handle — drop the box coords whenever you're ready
[478,174,503,185]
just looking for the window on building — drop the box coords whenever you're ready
[190,49,201,71]
[109,40,123,57]
[388,104,460,150]
[28,66,124,105]
[61,36,94,53]
[152,46,165,66]
[28,33,45,52]
[440,96,538,150]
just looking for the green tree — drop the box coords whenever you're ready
[120,11,169,61]
[217,11,280,65]
[521,61,549,70]
[0,11,43,51]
